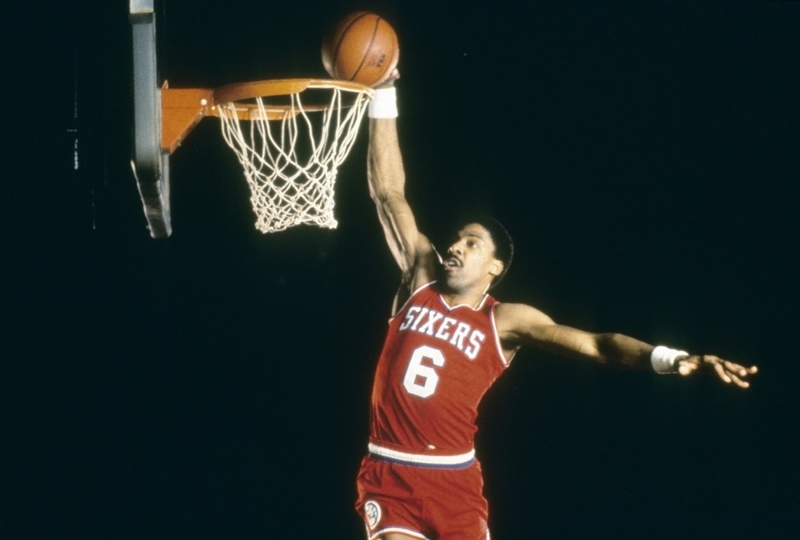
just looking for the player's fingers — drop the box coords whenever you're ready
[719,359,758,377]
[677,357,699,374]
[720,360,748,378]
[728,371,750,389]
[713,361,732,384]
[678,362,699,376]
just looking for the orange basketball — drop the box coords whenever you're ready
[322,12,399,87]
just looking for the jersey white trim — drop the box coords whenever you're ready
[489,304,509,367]
[438,290,489,312]
[394,280,490,315]
[368,526,430,540]
[368,442,475,467]
[389,281,436,323]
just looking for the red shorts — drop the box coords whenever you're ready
[355,455,490,540]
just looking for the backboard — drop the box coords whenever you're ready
[130,0,171,238]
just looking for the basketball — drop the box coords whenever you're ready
[322,12,399,87]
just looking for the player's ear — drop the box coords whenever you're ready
[489,259,503,279]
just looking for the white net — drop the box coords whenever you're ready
[216,83,373,233]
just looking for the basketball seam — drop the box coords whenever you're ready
[332,12,372,80]
[349,17,382,82]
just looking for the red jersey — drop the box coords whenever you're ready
[368,281,509,467]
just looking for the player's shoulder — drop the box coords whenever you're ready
[494,302,555,330]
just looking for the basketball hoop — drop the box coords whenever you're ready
[131,3,391,238]
[209,79,374,233]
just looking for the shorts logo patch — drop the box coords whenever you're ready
[364,500,382,530]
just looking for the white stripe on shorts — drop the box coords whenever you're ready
[368,443,475,467]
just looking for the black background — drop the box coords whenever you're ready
[3,1,799,538]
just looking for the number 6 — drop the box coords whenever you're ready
[403,345,445,398]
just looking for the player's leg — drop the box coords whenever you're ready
[356,458,431,540]
[422,462,490,540]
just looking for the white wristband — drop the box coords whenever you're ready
[651,346,689,374]
[368,87,398,118]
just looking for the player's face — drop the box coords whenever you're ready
[441,224,503,292]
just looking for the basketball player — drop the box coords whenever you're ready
[355,81,757,540]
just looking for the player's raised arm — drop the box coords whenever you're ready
[367,83,437,290]
[495,303,757,388]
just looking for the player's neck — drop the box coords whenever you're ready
[439,287,488,310]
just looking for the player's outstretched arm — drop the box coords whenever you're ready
[495,303,757,388]
[367,81,437,291]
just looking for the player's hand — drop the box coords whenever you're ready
[375,68,400,88]
[676,355,758,388]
